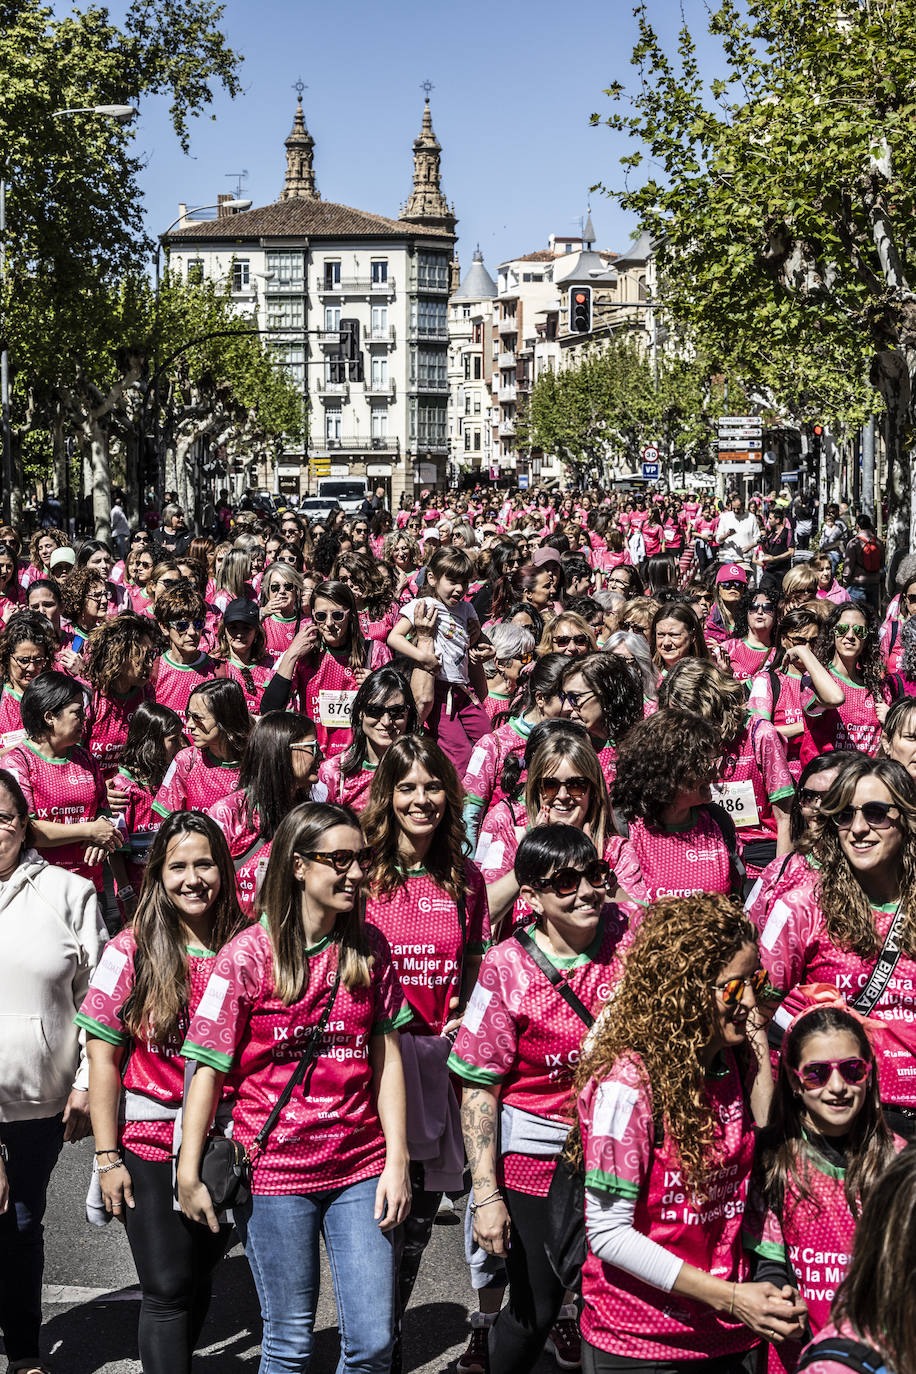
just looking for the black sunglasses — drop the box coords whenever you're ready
[169,618,204,632]
[362,703,409,722]
[532,859,611,896]
[833,801,899,830]
[301,847,374,873]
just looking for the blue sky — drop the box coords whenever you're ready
[102,0,702,274]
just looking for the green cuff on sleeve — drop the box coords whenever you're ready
[74,1012,127,1046]
[373,1004,414,1035]
[180,1039,233,1072]
[584,1168,640,1198]
[446,1051,504,1085]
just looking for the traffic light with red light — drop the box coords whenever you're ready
[570,287,592,334]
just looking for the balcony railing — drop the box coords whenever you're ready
[317,276,396,295]
[498,351,516,369]
[366,326,396,343]
[498,385,517,403]
[498,316,518,336]
[317,380,350,399]
[318,436,400,452]
[409,324,449,341]
[499,420,516,437]
[365,378,396,396]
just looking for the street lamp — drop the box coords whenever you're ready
[1,103,137,523]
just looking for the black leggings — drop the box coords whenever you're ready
[122,1149,233,1374]
[582,1341,759,1374]
[488,1187,565,1374]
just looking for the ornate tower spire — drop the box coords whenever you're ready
[279,82,319,201]
[399,85,456,235]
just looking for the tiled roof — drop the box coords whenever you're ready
[511,250,556,263]
[165,199,454,242]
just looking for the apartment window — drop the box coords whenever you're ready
[473,398,481,415]
[371,305,388,334]
[269,342,304,388]
[464,429,471,451]
[371,259,388,283]
[265,251,304,290]
[463,355,471,381]
[416,348,447,388]
[417,252,449,290]
[473,323,482,344]
[462,304,471,317]
[473,355,482,381]
[186,258,204,285]
[371,409,388,439]
[324,260,341,288]
[231,258,250,291]
[464,393,471,415]
[412,298,447,336]
[325,306,341,331]
[325,357,347,385]
[371,356,388,386]
[417,404,447,444]
[325,409,342,441]
[474,431,481,451]
[266,297,303,329]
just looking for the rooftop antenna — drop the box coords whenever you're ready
[226,170,249,199]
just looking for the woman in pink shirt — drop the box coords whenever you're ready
[0,610,57,750]
[811,554,851,608]
[319,666,416,813]
[83,613,158,777]
[574,894,806,1373]
[153,679,250,817]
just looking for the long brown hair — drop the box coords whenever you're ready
[832,1146,916,1374]
[259,801,372,1003]
[312,580,370,672]
[572,894,757,1195]
[362,735,466,901]
[122,813,244,1045]
[800,755,916,957]
[523,729,610,854]
[757,1005,896,1222]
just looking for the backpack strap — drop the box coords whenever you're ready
[766,666,782,714]
[514,927,595,1028]
[706,800,748,898]
[796,1336,888,1374]
[612,807,630,839]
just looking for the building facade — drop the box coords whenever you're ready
[163,97,458,506]
[447,248,498,487]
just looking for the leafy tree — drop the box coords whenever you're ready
[592,0,916,569]
[0,0,243,525]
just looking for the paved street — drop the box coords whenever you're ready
[24,1138,555,1374]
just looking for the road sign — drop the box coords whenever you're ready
[642,461,660,480]
[641,444,660,463]
[718,416,762,428]
[717,461,763,475]
[718,438,762,451]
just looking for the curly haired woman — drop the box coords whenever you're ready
[747,754,916,1140]
[333,550,399,646]
[574,894,806,1374]
[799,601,895,765]
[83,613,159,776]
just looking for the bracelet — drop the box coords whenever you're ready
[94,1148,120,1156]
[97,1158,125,1175]
[729,1283,736,1317]
[469,1190,503,1215]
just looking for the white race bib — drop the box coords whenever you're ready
[318,689,356,729]
[711,778,760,829]
[0,728,25,750]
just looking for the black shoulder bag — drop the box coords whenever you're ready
[188,968,341,1213]
[514,927,595,1293]
[796,1336,889,1374]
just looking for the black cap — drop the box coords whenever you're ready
[223,598,260,628]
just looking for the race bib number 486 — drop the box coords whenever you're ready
[711,778,760,828]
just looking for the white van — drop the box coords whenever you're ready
[316,477,368,514]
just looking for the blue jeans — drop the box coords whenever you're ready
[236,1174,396,1374]
[0,1114,65,1367]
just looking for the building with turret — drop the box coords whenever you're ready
[162,94,459,505]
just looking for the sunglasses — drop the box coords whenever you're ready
[715,967,768,1006]
[833,801,899,830]
[799,786,828,808]
[313,609,348,624]
[751,602,776,614]
[169,618,205,632]
[620,621,647,635]
[834,623,867,640]
[790,1057,871,1090]
[267,583,290,594]
[561,690,596,710]
[540,774,592,802]
[554,634,589,649]
[532,858,610,895]
[719,581,744,591]
[291,740,324,761]
[362,703,409,722]
[301,847,374,873]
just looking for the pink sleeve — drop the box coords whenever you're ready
[367,926,408,1031]
[182,930,265,1071]
[462,734,500,806]
[747,672,775,720]
[751,884,818,996]
[74,929,136,1043]
[579,1055,654,1198]
[605,835,647,903]
[153,751,191,814]
[476,805,519,883]
[754,719,795,801]
[448,949,518,1083]
[3,747,34,812]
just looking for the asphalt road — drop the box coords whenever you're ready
[16,1137,556,1374]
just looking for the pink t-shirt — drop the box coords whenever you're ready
[619,809,734,903]
[205,789,271,916]
[750,882,916,1108]
[880,619,904,673]
[462,718,531,815]
[643,523,663,557]
[153,746,241,816]
[748,668,805,777]
[578,1049,755,1361]
[0,685,25,750]
[482,691,512,724]
[317,756,377,813]
[152,652,216,725]
[75,927,227,1161]
[359,604,398,646]
[294,640,392,760]
[4,740,105,881]
[262,614,300,657]
[720,637,774,684]
[84,684,156,777]
[181,918,411,1195]
[800,668,889,763]
[365,861,489,1034]
[108,766,162,891]
[448,909,630,1195]
[720,715,795,853]
[222,654,276,716]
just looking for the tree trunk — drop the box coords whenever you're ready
[89,419,111,544]
[123,431,140,526]
[871,349,911,590]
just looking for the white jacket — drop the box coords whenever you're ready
[0,850,106,1123]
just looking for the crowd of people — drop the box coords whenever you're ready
[1,480,915,1374]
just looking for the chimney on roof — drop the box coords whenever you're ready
[280,97,320,201]
[217,193,233,218]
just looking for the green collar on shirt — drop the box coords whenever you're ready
[399,864,428,877]
[510,716,533,740]
[871,900,900,914]
[800,1131,847,1179]
[830,666,864,689]
[258,911,330,955]
[2,685,22,701]
[163,651,207,671]
[705,1051,731,1080]
[186,944,217,958]
[25,739,72,765]
[270,613,299,622]
[203,749,239,770]
[361,762,378,773]
[522,917,604,968]
[660,806,703,834]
